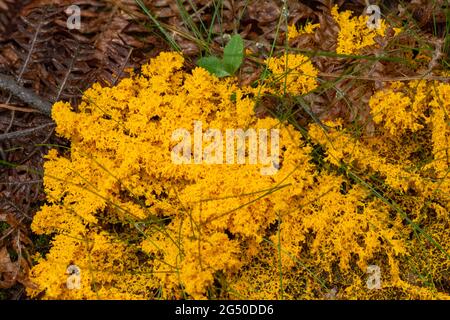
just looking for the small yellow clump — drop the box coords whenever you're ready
[265,53,319,95]
[369,81,430,136]
[331,5,387,54]
[287,22,320,40]
[369,80,450,182]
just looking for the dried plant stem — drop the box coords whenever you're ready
[0,73,52,116]
[0,123,55,141]
[0,104,39,113]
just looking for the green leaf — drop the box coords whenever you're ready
[196,34,244,77]
[223,34,244,75]
[197,56,230,78]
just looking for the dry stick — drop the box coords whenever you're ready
[0,123,55,141]
[0,104,39,113]
[4,21,44,133]
[20,124,55,164]
[112,47,133,86]
[55,43,80,102]
[0,73,52,116]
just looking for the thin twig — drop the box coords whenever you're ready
[0,73,52,116]
[16,18,43,85]
[5,110,15,133]
[3,19,44,133]
[113,47,133,86]
[20,123,55,164]
[0,104,39,113]
[55,43,80,102]
[0,123,55,141]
